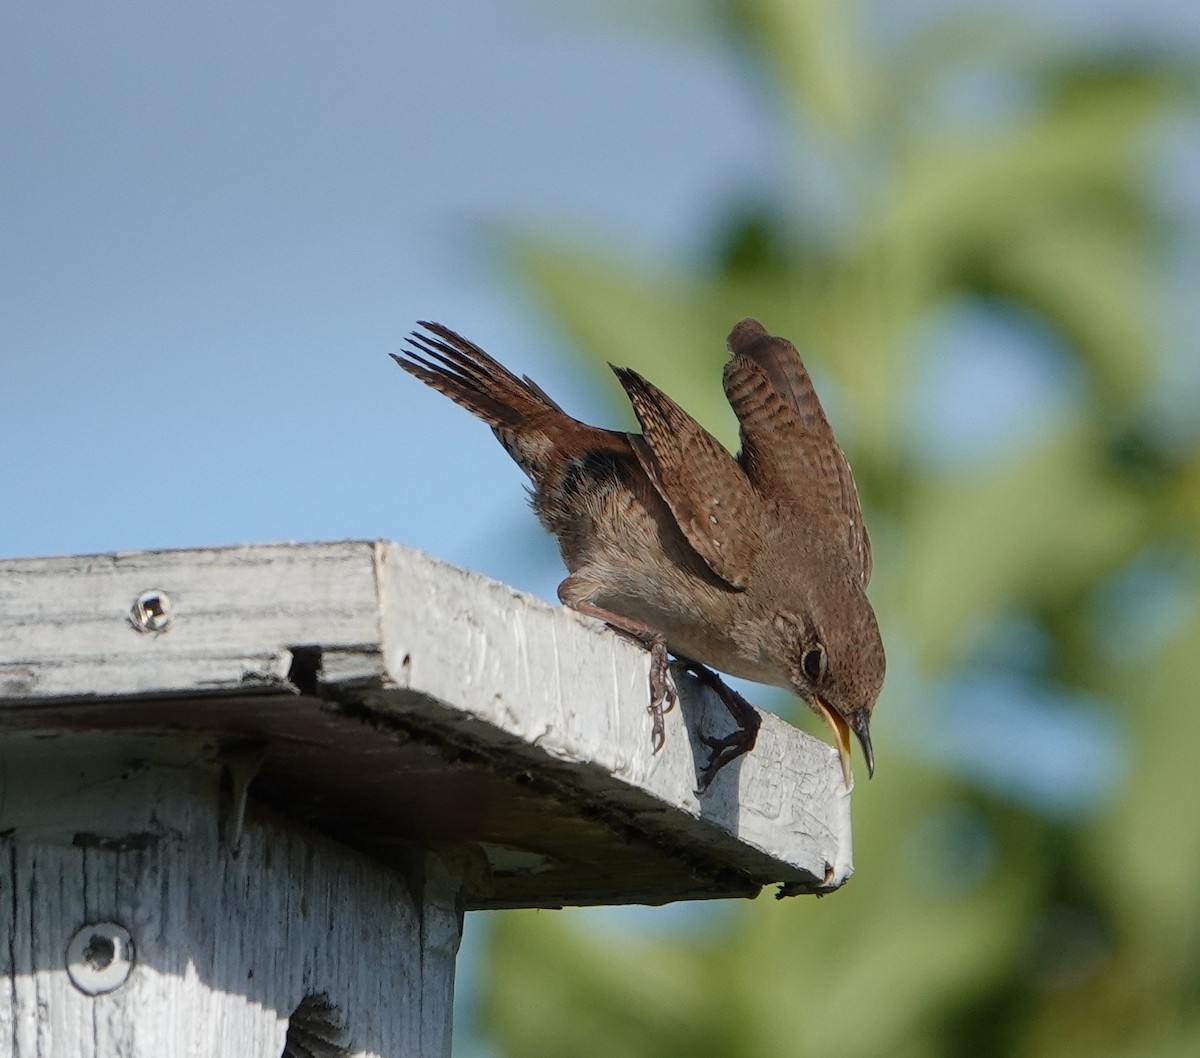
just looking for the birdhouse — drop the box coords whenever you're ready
[0,540,854,1057]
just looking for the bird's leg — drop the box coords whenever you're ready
[677,658,762,793]
[559,577,676,751]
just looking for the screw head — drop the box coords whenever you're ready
[130,589,173,633]
[67,921,135,995]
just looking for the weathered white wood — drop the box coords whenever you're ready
[0,540,853,900]
[372,543,855,894]
[0,542,384,699]
[0,732,460,1058]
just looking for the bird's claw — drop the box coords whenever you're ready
[695,727,758,793]
[679,660,762,793]
[647,641,677,753]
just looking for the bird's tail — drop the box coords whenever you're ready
[391,321,572,480]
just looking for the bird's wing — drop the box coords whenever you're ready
[722,319,872,587]
[612,365,762,590]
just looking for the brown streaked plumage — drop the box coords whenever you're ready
[391,319,885,791]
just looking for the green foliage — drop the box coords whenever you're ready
[480,2,1199,1055]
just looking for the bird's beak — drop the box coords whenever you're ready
[851,711,875,780]
[815,699,875,786]
[815,698,854,787]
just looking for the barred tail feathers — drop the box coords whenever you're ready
[391,321,568,479]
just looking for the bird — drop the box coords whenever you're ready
[391,319,884,791]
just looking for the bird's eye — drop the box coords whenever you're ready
[801,644,827,683]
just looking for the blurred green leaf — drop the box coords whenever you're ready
[902,420,1146,673]
[1082,604,1200,996]
[726,0,872,139]
[987,215,1156,402]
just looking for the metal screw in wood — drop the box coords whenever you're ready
[67,921,135,995]
[130,589,173,633]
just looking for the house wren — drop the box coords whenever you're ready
[391,319,884,791]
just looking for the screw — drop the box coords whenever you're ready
[67,921,135,995]
[130,589,173,633]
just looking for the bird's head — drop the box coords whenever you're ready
[776,589,884,786]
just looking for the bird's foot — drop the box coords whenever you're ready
[680,660,762,793]
[647,640,677,753]
[557,586,676,753]
[696,727,758,793]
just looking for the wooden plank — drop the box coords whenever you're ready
[0,732,458,1058]
[0,540,853,904]
[0,542,384,699]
